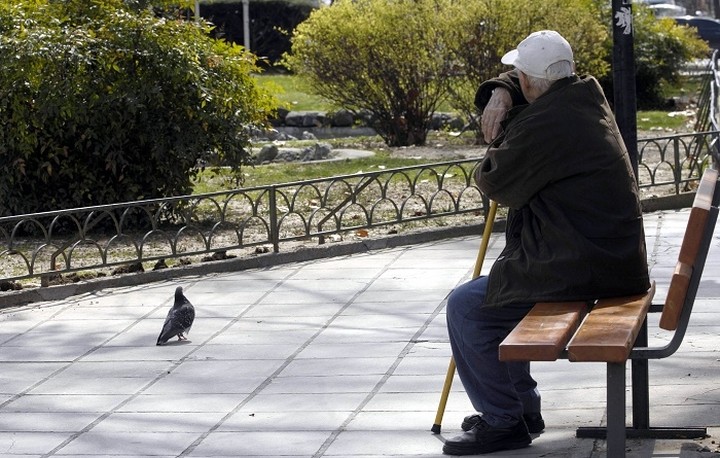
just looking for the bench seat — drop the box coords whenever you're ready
[499,283,656,365]
[568,283,655,363]
[499,302,587,361]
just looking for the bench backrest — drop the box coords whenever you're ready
[660,167,720,330]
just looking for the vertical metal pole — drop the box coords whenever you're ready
[269,187,279,253]
[607,362,627,458]
[194,0,200,22]
[612,0,639,179]
[242,0,251,52]
[631,320,649,430]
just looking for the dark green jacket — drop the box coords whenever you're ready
[475,72,650,307]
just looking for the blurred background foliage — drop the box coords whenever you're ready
[0,0,275,216]
[283,0,708,146]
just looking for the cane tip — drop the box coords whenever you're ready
[431,424,441,434]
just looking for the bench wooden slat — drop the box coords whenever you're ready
[499,302,588,362]
[660,168,717,330]
[567,282,655,363]
[662,262,692,331]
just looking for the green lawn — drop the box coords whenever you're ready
[193,151,434,194]
[637,110,696,132]
[254,74,340,111]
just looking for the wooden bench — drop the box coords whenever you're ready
[499,167,720,457]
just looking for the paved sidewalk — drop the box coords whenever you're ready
[0,209,718,458]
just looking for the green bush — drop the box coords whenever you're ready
[284,0,458,147]
[448,0,708,115]
[0,0,276,216]
[445,0,609,139]
[285,0,707,145]
[606,5,709,109]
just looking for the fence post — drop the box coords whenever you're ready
[269,186,280,253]
[673,136,682,195]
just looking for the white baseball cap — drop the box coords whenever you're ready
[501,30,574,80]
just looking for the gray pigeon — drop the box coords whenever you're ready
[156,286,195,345]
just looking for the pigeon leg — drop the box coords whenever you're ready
[178,333,187,341]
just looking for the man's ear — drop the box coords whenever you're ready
[517,71,531,101]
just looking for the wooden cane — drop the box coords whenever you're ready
[431,200,499,434]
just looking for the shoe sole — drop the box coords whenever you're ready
[442,436,531,455]
[461,417,545,434]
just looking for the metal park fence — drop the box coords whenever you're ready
[1,128,718,287]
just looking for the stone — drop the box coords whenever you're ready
[301,142,333,161]
[331,109,355,127]
[255,144,279,163]
[284,111,305,127]
[302,111,326,127]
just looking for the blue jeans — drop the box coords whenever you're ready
[446,275,540,428]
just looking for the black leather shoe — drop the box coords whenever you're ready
[461,412,545,434]
[443,417,531,455]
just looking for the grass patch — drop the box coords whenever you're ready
[255,73,339,112]
[255,73,458,113]
[637,110,696,133]
[193,150,436,192]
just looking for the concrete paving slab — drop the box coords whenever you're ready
[0,431,72,455]
[262,375,384,394]
[91,411,228,433]
[187,343,300,360]
[0,412,101,432]
[188,430,331,456]
[4,394,129,413]
[296,342,409,359]
[56,431,198,456]
[220,410,354,432]
[117,393,249,413]
[0,208,718,457]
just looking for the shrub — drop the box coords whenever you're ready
[0,0,276,216]
[284,0,458,147]
[606,5,709,109]
[444,0,609,140]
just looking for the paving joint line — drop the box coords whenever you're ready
[37,279,203,457]
[177,245,414,457]
[311,241,488,457]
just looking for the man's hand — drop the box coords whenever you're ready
[481,88,512,143]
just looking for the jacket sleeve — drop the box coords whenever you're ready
[474,70,528,111]
[475,108,564,209]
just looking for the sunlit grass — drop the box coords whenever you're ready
[255,73,458,112]
[637,110,696,133]
[193,151,439,193]
[254,73,340,111]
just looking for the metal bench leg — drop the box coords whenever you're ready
[607,362,627,458]
[631,320,650,430]
[578,319,706,441]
